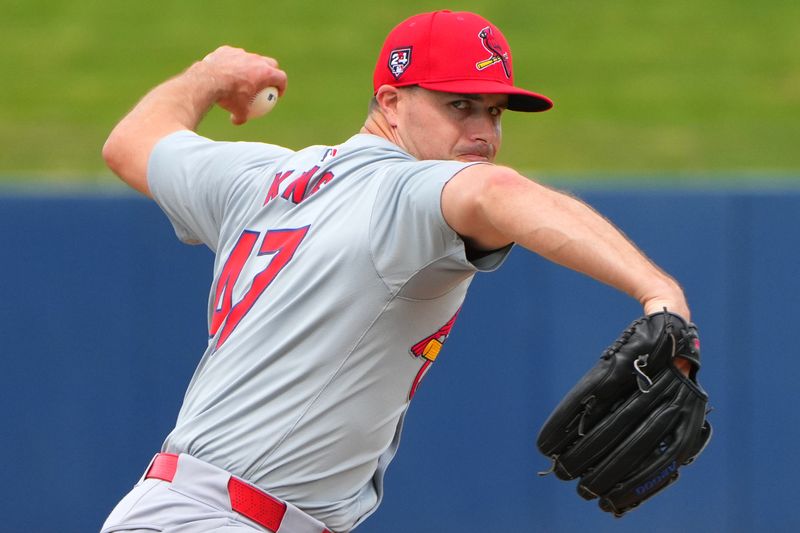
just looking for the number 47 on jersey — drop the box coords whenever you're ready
[209,226,309,350]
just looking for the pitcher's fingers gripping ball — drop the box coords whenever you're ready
[536,311,712,517]
[200,46,286,125]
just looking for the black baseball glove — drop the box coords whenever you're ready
[536,311,712,517]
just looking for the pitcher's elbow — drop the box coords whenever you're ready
[102,132,124,177]
[101,130,151,196]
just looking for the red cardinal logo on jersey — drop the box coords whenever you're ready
[475,26,510,78]
[407,309,461,401]
[388,47,412,80]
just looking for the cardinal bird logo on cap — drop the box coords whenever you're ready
[388,47,412,80]
[475,26,510,78]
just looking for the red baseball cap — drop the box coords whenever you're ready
[373,10,553,112]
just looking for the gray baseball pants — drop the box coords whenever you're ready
[101,453,331,533]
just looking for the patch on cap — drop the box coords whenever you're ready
[475,26,510,78]
[388,47,413,80]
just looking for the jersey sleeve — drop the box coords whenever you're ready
[147,130,293,249]
[369,161,511,294]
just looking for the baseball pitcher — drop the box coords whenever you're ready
[100,10,710,533]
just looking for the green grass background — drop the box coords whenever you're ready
[1,0,798,186]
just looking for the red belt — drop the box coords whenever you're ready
[146,453,331,533]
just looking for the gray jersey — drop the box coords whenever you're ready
[148,130,510,531]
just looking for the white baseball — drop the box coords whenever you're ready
[247,87,279,119]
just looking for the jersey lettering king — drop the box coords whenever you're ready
[388,47,412,80]
[407,310,460,401]
[475,26,510,78]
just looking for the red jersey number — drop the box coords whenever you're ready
[210,226,309,349]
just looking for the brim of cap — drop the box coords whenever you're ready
[417,79,553,112]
